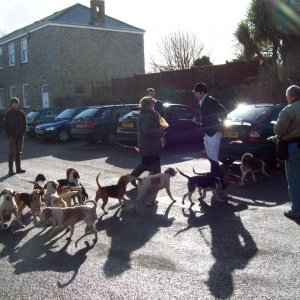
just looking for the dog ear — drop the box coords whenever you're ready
[0,190,4,196]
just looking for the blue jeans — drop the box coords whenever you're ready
[285,145,300,214]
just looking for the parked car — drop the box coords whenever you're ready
[117,103,203,147]
[219,103,286,166]
[71,104,139,145]
[26,107,66,137]
[34,107,89,142]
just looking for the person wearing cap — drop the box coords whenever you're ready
[146,88,166,118]
[192,82,227,175]
[3,97,26,175]
[130,96,166,183]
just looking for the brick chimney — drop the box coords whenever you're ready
[90,0,105,25]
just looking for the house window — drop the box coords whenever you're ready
[23,84,30,107]
[21,38,28,63]
[10,86,17,99]
[0,47,3,69]
[8,43,15,66]
[0,88,4,109]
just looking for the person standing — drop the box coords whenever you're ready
[146,88,166,118]
[192,82,227,175]
[3,97,26,175]
[274,85,300,219]
[130,96,166,183]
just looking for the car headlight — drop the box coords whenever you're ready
[45,126,56,131]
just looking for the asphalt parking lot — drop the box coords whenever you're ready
[0,133,300,300]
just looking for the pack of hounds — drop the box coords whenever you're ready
[0,152,269,245]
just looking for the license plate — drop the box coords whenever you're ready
[35,129,43,135]
[75,124,86,128]
[122,122,134,128]
[223,131,239,138]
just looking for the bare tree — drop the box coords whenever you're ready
[150,31,204,72]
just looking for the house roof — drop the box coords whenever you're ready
[0,3,145,44]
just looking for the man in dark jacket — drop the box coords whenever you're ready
[193,82,227,175]
[3,97,26,175]
[146,88,166,118]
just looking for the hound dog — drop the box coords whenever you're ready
[39,200,98,243]
[177,168,221,206]
[44,180,78,208]
[15,189,44,220]
[240,152,269,182]
[57,168,88,205]
[192,167,243,197]
[136,167,177,206]
[0,188,25,230]
[95,173,136,214]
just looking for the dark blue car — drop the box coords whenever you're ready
[34,107,88,142]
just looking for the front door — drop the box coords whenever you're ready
[41,84,49,108]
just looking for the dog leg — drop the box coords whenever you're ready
[101,197,109,214]
[165,187,176,202]
[66,224,74,241]
[251,172,257,182]
[188,193,195,206]
[182,193,189,204]
[13,211,25,228]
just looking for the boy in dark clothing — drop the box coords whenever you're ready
[3,97,26,175]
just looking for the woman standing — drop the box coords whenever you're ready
[130,96,167,182]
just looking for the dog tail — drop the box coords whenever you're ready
[176,168,190,179]
[192,167,207,176]
[96,173,101,190]
[84,200,97,209]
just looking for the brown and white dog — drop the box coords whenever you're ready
[240,152,269,182]
[44,180,78,207]
[57,168,88,205]
[95,173,136,214]
[15,189,44,220]
[136,167,177,206]
[0,188,25,230]
[39,200,98,243]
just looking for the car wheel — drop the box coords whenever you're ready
[105,131,117,146]
[58,130,71,142]
[87,139,98,144]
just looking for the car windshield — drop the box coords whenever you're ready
[55,108,78,120]
[228,105,272,123]
[73,108,98,120]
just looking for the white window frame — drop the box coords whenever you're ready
[22,84,30,108]
[0,47,3,69]
[21,38,28,63]
[10,86,17,99]
[0,88,4,109]
[8,43,15,67]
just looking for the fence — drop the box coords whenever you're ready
[108,60,261,97]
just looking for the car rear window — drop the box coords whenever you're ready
[56,108,78,119]
[228,105,273,123]
[73,108,98,120]
[26,111,40,121]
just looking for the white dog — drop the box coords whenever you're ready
[0,188,25,230]
[39,200,98,244]
[136,167,177,206]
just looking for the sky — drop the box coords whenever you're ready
[0,0,251,72]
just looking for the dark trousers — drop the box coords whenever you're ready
[131,155,161,177]
[8,136,24,172]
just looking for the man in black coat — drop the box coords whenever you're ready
[193,82,227,175]
[3,97,26,175]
